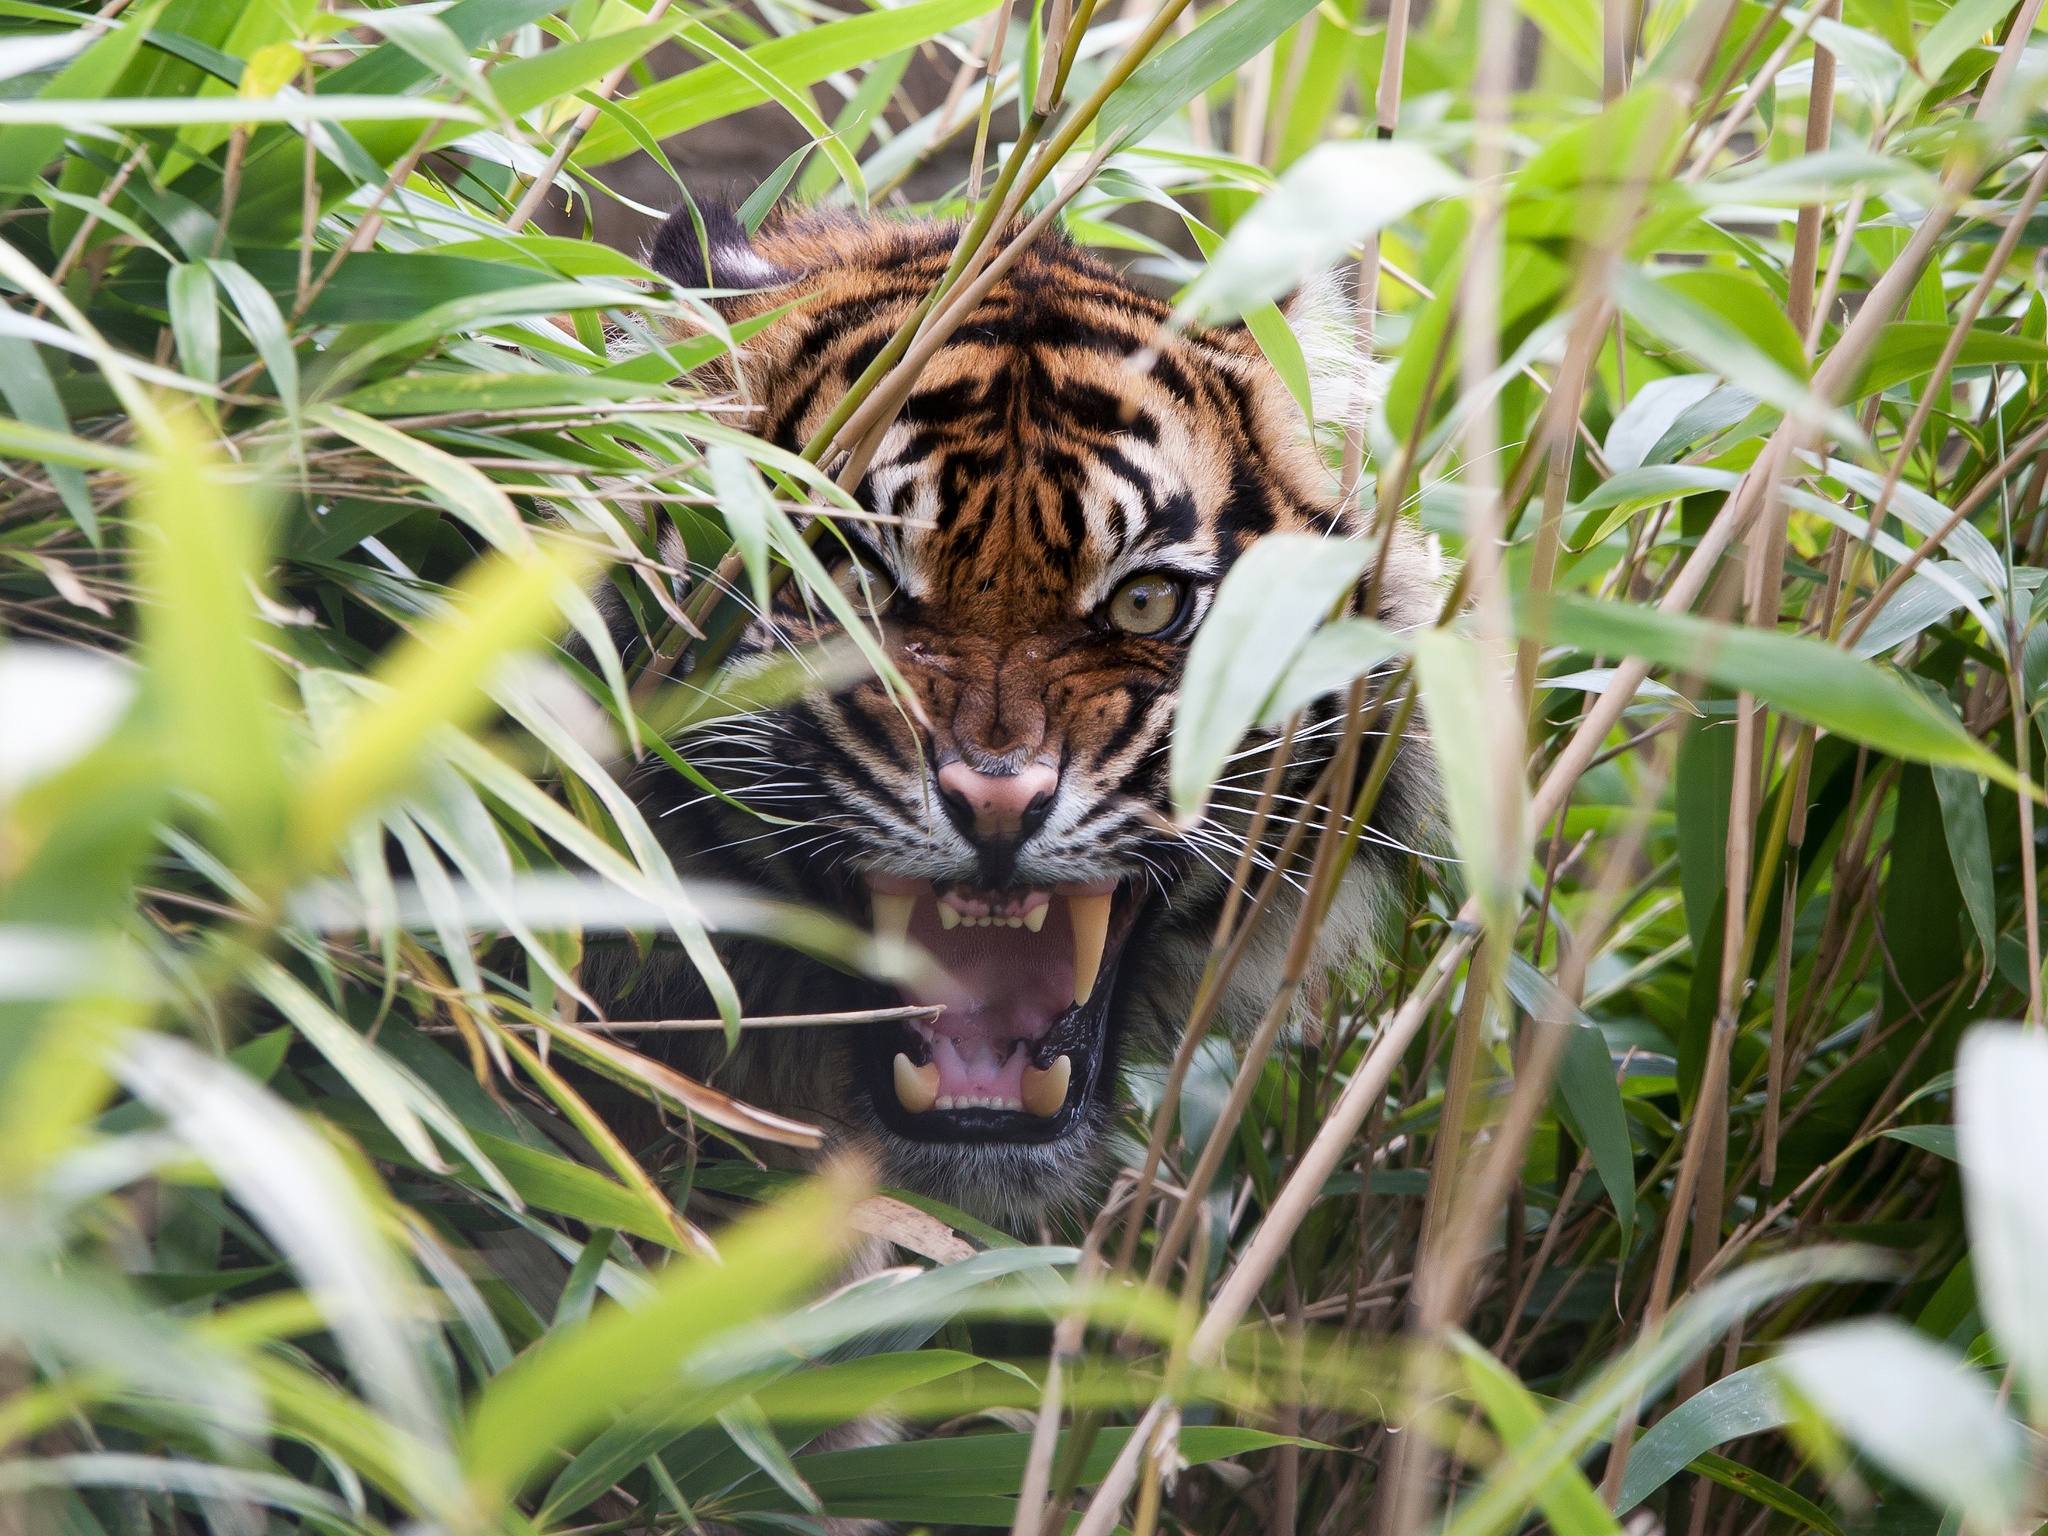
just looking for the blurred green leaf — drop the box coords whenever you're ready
[1412,626,1525,935]
[288,539,595,871]
[1457,1333,1622,1536]
[460,1168,863,1509]
[131,410,287,869]
[1956,1027,2048,1408]
[1916,0,2015,85]
[1171,533,1375,820]
[1258,618,1405,729]
[1775,1319,2023,1529]
[1177,142,1464,326]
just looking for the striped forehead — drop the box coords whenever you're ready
[859,350,1229,610]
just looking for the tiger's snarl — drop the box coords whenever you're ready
[592,203,1439,1225]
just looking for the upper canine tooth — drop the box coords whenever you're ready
[1022,1054,1072,1117]
[872,892,915,947]
[893,1052,939,1113]
[939,904,961,931]
[1023,904,1048,933]
[1068,893,1111,1005]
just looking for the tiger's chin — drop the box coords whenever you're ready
[840,873,1150,1224]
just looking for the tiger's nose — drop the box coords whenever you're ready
[936,760,1058,839]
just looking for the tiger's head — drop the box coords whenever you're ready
[604,203,1438,1223]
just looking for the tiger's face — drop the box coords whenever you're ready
[613,205,1437,1222]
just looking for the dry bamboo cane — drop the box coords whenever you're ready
[1060,931,1478,1536]
[1421,734,1677,1336]
[1783,1,1839,338]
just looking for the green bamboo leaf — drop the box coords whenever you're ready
[316,281,668,395]
[1615,267,1863,446]
[249,958,522,1209]
[1904,679,1998,980]
[0,338,111,539]
[1917,0,2015,85]
[486,22,680,118]
[1616,1363,1788,1512]
[1511,0,1600,80]
[1170,532,1375,820]
[1181,216,1314,424]
[165,262,219,386]
[1101,0,1324,146]
[311,405,529,555]
[362,8,502,119]
[321,1097,691,1248]
[1567,465,1742,553]
[722,1426,1302,1513]
[708,441,775,612]
[718,1394,821,1514]
[1854,322,2048,399]
[1688,1453,1846,1536]
[674,19,866,210]
[337,372,668,416]
[206,258,298,428]
[429,233,666,282]
[1501,954,1635,1239]
[1442,1247,1895,1536]
[1883,1125,1957,1159]
[0,93,485,124]
[1519,593,2024,792]
[0,2,154,217]
[573,0,999,166]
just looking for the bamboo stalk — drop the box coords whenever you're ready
[1783,2,1839,337]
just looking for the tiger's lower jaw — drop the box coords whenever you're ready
[844,875,1146,1211]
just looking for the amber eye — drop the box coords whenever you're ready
[1105,573,1187,637]
[830,556,898,618]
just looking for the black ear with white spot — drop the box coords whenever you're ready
[649,200,789,294]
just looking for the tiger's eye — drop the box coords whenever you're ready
[1106,573,1185,636]
[831,558,898,618]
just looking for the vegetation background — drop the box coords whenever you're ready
[2,0,2046,1532]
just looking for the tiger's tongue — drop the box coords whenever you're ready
[899,896,1078,1101]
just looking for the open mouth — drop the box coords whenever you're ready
[858,873,1144,1144]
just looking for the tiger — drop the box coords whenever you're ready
[589,201,1441,1227]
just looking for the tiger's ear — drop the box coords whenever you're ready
[649,200,792,296]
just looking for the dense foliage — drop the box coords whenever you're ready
[3,0,2048,1532]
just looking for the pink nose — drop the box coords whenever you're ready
[936,760,1058,838]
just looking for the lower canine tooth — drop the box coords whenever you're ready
[872,893,915,947]
[893,1052,939,1113]
[1023,904,1048,933]
[939,905,961,931]
[1022,1054,1072,1118]
[1068,893,1111,1005]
